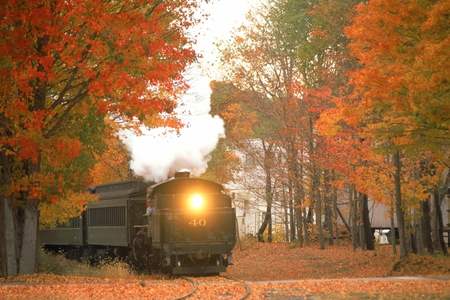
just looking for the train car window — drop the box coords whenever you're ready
[53,217,82,229]
[88,206,126,227]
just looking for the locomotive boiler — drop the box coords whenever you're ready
[40,172,236,275]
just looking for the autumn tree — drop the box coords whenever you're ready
[90,119,136,185]
[316,0,450,258]
[206,81,249,185]
[0,0,202,276]
[213,0,343,245]
[209,81,280,243]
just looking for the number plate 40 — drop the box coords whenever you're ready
[189,219,206,226]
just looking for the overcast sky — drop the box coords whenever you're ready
[194,0,257,70]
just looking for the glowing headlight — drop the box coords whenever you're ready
[190,195,203,209]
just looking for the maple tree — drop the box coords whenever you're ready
[305,0,386,252]
[316,0,449,258]
[213,26,280,243]
[90,118,138,186]
[204,81,252,185]
[348,0,449,258]
[0,0,203,276]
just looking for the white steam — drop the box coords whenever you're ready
[121,65,225,182]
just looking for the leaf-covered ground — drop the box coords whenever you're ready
[227,240,450,280]
[1,242,450,299]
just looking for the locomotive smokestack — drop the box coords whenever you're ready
[174,171,190,178]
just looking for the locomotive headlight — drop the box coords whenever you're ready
[190,194,203,209]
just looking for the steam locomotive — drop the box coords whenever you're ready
[40,172,236,275]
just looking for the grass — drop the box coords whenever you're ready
[39,248,138,280]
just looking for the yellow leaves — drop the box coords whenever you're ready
[422,0,450,32]
[90,132,133,185]
[346,0,450,142]
[39,189,97,228]
[44,137,83,168]
[217,100,256,141]
[316,108,342,137]
[235,35,246,44]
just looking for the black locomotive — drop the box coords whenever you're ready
[40,172,236,275]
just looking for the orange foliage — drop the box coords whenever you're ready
[316,0,448,212]
[344,0,449,150]
[0,0,201,209]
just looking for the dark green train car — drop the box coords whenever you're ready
[86,179,152,252]
[40,216,84,250]
[41,178,154,260]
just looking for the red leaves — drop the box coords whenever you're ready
[1,0,199,194]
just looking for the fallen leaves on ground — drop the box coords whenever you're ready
[227,240,450,280]
[1,241,449,299]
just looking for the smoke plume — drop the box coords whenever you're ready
[121,65,225,182]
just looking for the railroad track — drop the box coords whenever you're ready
[175,275,250,299]
[220,274,251,300]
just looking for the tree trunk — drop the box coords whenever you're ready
[294,151,309,247]
[306,198,315,247]
[0,145,18,276]
[390,205,397,254]
[316,171,324,250]
[362,193,374,250]
[284,187,291,242]
[258,167,273,243]
[431,192,441,251]
[296,157,304,247]
[303,207,309,246]
[324,170,333,246]
[0,195,18,276]
[258,142,274,243]
[20,198,39,273]
[268,213,273,243]
[336,206,350,233]
[332,171,340,246]
[350,188,359,251]
[394,150,408,259]
[434,188,448,255]
[257,206,272,243]
[421,197,434,254]
[414,217,422,255]
[288,146,296,242]
[407,221,417,254]
[317,196,324,249]
[359,192,365,250]
[296,204,302,246]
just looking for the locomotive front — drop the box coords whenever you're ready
[145,172,236,275]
